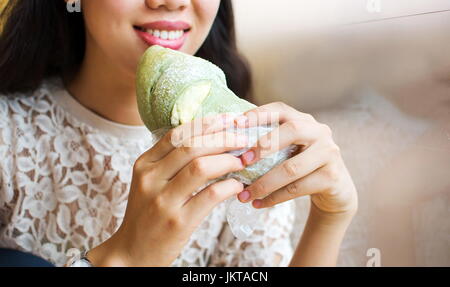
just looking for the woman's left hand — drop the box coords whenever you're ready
[235,102,358,216]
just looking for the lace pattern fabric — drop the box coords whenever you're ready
[0,78,295,267]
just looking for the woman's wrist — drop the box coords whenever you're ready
[289,203,356,267]
[308,202,356,228]
[86,233,130,267]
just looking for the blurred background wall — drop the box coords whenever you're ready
[233,0,450,266]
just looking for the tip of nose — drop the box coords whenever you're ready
[146,0,188,11]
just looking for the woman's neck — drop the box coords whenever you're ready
[66,40,145,126]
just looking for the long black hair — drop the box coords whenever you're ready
[0,0,252,101]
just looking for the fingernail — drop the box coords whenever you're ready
[241,150,255,165]
[253,199,262,208]
[234,115,248,128]
[239,156,246,169]
[238,190,251,202]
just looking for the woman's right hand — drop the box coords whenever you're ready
[86,114,247,267]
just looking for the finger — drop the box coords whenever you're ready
[183,178,244,223]
[238,142,338,203]
[234,101,316,129]
[170,112,237,147]
[251,165,332,209]
[156,131,248,180]
[164,154,244,206]
[240,119,330,166]
[141,113,236,162]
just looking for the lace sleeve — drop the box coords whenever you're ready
[208,200,296,267]
[0,96,14,228]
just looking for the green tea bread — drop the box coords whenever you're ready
[136,45,296,185]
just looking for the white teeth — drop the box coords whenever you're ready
[145,29,184,40]
[160,30,168,40]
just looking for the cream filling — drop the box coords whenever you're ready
[171,81,212,126]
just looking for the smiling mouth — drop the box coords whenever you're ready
[134,26,191,41]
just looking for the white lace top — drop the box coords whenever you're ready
[0,78,295,267]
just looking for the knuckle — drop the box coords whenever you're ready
[283,160,299,178]
[258,106,272,114]
[323,166,340,184]
[286,181,300,195]
[297,111,315,122]
[273,101,290,116]
[252,180,266,197]
[274,101,287,111]
[320,123,333,136]
[304,113,315,122]
[258,135,273,151]
[133,155,146,174]
[134,167,156,191]
[285,120,301,135]
[166,127,177,138]
[264,195,277,208]
[205,185,222,202]
[201,116,217,133]
[166,214,183,230]
[149,194,165,211]
[189,158,208,177]
[168,127,185,147]
[179,145,196,158]
[327,143,341,157]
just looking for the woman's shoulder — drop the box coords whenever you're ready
[0,78,69,205]
[0,78,64,152]
[0,78,62,122]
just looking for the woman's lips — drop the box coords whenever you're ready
[139,20,191,31]
[134,20,191,50]
[134,27,189,50]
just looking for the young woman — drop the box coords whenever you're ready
[0,0,357,267]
